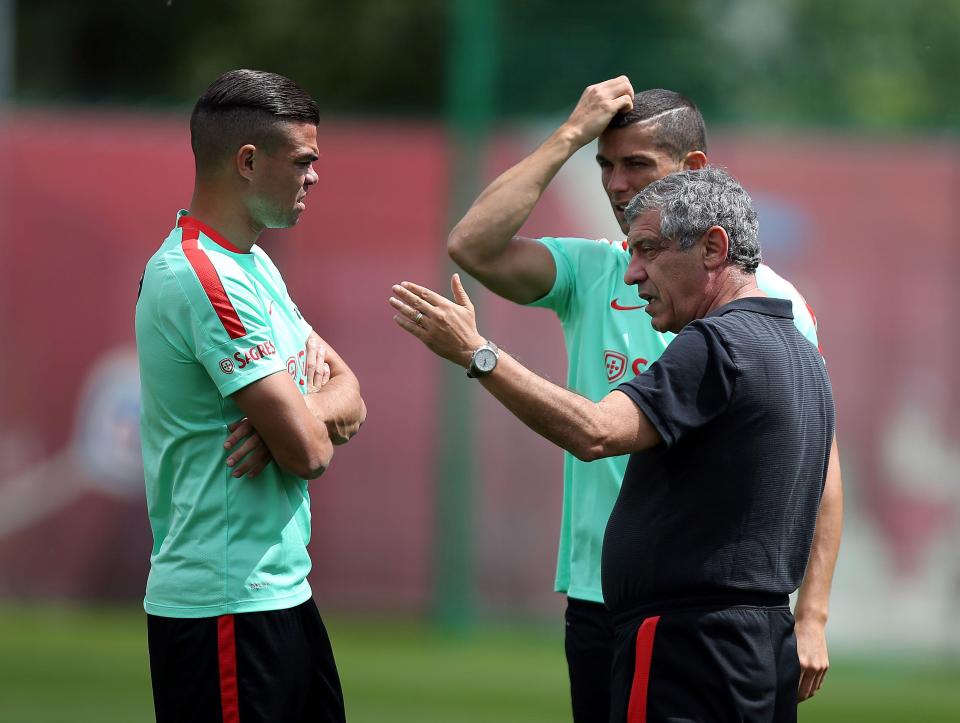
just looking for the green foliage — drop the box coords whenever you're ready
[16,0,449,113]
[12,1,960,124]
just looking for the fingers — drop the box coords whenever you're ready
[450,273,474,310]
[599,75,633,99]
[305,340,326,390]
[389,293,424,326]
[226,431,271,478]
[392,307,428,339]
[614,92,634,114]
[229,444,272,478]
[320,362,331,387]
[224,418,254,450]
[797,671,814,702]
[797,664,828,702]
[395,281,449,309]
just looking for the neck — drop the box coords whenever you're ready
[701,267,763,317]
[188,181,263,253]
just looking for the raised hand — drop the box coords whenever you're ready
[390,274,486,367]
[560,76,635,147]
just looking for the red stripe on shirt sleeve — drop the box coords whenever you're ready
[181,228,247,339]
[217,615,240,723]
[627,615,660,723]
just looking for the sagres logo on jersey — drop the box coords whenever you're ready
[234,341,278,370]
[604,350,627,383]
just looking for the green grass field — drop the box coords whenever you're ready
[1,606,957,722]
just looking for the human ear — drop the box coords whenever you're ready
[236,144,257,181]
[683,151,707,171]
[701,226,729,269]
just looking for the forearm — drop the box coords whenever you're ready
[477,350,613,461]
[304,374,366,445]
[448,127,582,264]
[795,435,843,625]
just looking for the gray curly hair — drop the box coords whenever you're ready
[624,167,761,272]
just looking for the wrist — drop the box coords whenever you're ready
[549,124,588,157]
[465,338,499,378]
[794,606,829,627]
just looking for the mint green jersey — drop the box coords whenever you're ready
[529,237,820,603]
[136,212,315,618]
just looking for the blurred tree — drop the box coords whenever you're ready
[13,0,960,129]
[16,0,449,113]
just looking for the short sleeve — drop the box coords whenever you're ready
[525,237,578,317]
[615,321,738,447]
[526,237,618,320]
[160,263,285,398]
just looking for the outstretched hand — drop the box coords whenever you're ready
[561,76,635,147]
[390,274,486,367]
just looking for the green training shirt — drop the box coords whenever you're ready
[136,211,315,618]
[528,237,820,603]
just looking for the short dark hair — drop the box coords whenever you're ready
[190,69,320,170]
[607,89,707,160]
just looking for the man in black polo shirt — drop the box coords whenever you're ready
[390,166,834,722]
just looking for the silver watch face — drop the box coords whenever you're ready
[473,348,498,373]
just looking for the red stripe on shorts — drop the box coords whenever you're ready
[217,615,240,723]
[181,226,247,339]
[627,615,660,723]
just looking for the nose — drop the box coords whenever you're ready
[623,253,647,287]
[606,164,630,194]
[305,165,319,186]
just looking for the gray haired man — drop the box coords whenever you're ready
[391,167,834,722]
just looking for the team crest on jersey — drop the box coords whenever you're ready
[604,350,627,383]
[219,358,235,374]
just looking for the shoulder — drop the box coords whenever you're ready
[756,264,803,301]
[755,264,819,348]
[538,236,628,268]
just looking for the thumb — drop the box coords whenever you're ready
[451,273,473,309]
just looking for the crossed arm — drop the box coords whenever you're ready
[225,330,366,479]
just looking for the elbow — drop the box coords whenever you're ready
[298,443,333,480]
[447,227,473,270]
[572,442,605,463]
[569,424,610,463]
[278,431,334,480]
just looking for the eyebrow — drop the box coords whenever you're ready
[595,151,656,163]
[293,148,320,162]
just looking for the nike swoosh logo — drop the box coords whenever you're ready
[610,299,645,311]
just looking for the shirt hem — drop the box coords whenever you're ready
[561,584,605,604]
[144,585,311,618]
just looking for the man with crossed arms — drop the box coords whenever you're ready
[446,77,842,721]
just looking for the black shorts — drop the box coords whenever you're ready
[564,597,615,723]
[610,601,798,723]
[147,598,346,723]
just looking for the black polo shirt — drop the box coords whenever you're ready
[603,297,834,616]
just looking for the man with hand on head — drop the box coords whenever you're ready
[447,76,842,720]
[136,69,366,723]
[392,167,834,722]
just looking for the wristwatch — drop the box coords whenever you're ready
[467,340,499,378]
